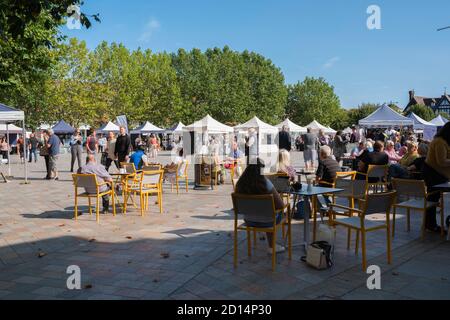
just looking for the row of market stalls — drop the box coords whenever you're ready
[358,103,449,140]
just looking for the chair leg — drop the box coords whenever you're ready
[112,191,116,216]
[407,208,411,232]
[185,177,188,192]
[288,218,292,260]
[386,226,392,264]
[355,231,359,255]
[392,206,396,237]
[253,231,257,248]
[88,197,92,215]
[140,194,144,216]
[272,231,276,272]
[74,194,78,220]
[234,225,238,268]
[159,192,162,213]
[246,230,252,257]
[176,177,179,194]
[96,197,100,223]
[361,230,367,271]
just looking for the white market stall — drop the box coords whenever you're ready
[429,115,449,126]
[407,112,436,133]
[423,115,448,141]
[234,116,279,172]
[98,121,120,133]
[184,115,234,189]
[358,104,413,128]
[131,121,164,135]
[276,118,307,134]
[164,122,185,150]
[0,103,27,182]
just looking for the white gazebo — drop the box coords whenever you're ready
[130,122,164,135]
[306,120,329,131]
[165,122,185,134]
[407,112,436,132]
[184,114,233,157]
[234,116,279,172]
[275,118,307,134]
[98,121,120,133]
[429,115,449,126]
[358,104,413,128]
[0,103,27,183]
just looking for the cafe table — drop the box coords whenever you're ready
[280,185,344,250]
[432,182,450,241]
[111,170,142,213]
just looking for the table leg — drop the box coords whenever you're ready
[303,195,311,250]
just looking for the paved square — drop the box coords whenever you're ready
[0,151,449,300]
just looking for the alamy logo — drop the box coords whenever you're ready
[66,265,81,290]
[366,265,381,290]
[67,5,81,30]
[367,5,382,30]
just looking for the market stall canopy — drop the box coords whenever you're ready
[342,127,352,134]
[407,112,436,131]
[358,104,413,128]
[0,103,24,123]
[326,126,337,134]
[234,116,278,133]
[305,120,329,131]
[165,122,185,134]
[185,114,233,133]
[99,121,120,133]
[52,120,75,134]
[275,118,307,133]
[429,115,449,126]
[0,123,23,134]
[131,121,164,134]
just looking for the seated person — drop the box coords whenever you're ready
[356,140,389,180]
[77,154,113,214]
[399,141,419,167]
[385,140,402,164]
[235,158,286,253]
[164,148,185,182]
[316,146,340,187]
[351,142,365,158]
[390,143,428,180]
[129,145,149,170]
[277,149,296,181]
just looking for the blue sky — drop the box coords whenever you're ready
[66,0,450,108]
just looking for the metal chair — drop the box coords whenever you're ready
[392,178,443,240]
[72,174,116,223]
[128,170,164,215]
[328,191,396,270]
[231,193,292,271]
[358,165,389,193]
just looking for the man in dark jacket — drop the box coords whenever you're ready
[114,126,131,164]
[278,126,292,151]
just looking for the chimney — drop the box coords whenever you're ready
[409,90,415,101]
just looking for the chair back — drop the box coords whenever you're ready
[367,165,388,181]
[142,164,162,171]
[121,162,136,174]
[351,179,368,199]
[265,173,291,193]
[392,178,426,200]
[141,170,163,187]
[72,174,97,189]
[362,191,396,215]
[232,193,276,224]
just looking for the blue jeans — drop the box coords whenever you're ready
[28,148,37,162]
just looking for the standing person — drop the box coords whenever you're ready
[69,129,83,172]
[423,122,450,233]
[278,126,292,152]
[28,133,39,163]
[98,134,107,153]
[86,130,98,156]
[302,128,318,171]
[149,134,159,159]
[318,129,330,147]
[17,134,25,163]
[40,130,51,179]
[47,129,61,180]
[0,136,8,160]
[105,131,118,172]
[114,126,131,165]
[332,130,348,164]
[350,126,360,143]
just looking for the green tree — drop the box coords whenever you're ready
[406,104,436,121]
[286,77,342,126]
[345,103,379,127]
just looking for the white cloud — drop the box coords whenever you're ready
[138,18,160,43]
[322,56,340,69]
